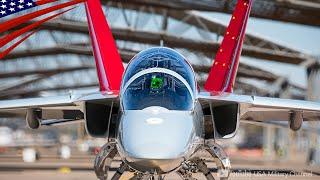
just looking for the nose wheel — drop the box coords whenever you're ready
[130,173,164,180]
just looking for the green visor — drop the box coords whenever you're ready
[151,76,164,90]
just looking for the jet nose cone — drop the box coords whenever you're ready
[118,107,196,172]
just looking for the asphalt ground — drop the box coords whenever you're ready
[0,155,318,180]
[0,147,319,180]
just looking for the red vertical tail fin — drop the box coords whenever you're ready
[85,0,124,93]
[204,0,253,93]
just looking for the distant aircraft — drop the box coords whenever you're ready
[1,0,320,179]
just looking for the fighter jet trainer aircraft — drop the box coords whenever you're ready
[1,0,320,179]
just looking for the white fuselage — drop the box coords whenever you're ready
[117,103,204,173]
[115,47,205,173]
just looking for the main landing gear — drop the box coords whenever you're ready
[93,142,163,180]
[177,141,231,180]
[94,142,118,180]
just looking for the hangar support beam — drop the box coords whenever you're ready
[8,23,309,64]
[1,45,283,83]
[105,0,320,26]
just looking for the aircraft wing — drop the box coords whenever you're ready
[198,92,320,126]
[0,92,118,125]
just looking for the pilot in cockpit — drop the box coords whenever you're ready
[121,47,196,111]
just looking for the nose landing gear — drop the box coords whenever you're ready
[94,141,230,180]
[130,173,164,180]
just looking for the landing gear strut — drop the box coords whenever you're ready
[205,141,231,180]
[111,162,129,180]
[94,142,119,180]
[177,141,231,180]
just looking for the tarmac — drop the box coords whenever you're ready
[0,152,319,180]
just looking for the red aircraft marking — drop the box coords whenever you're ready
[204,0,253,93]
[85,0,124,93]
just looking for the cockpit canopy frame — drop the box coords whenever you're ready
[120,47,197,111]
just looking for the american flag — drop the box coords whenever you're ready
[0,0,85,59]
[0,0,37,18]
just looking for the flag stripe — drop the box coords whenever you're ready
[0,30,37,59]
[0,0,85,33]
[0,7,74,47]
[35,0,57,5]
